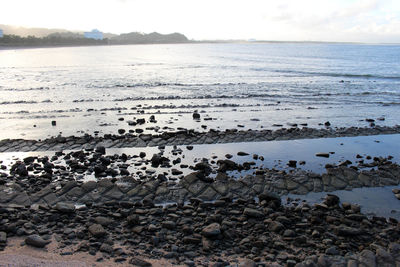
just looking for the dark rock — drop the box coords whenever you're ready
[316,153,330,158]
[335,225,362,236]
[0,232,6,244]
[258,191,281,204]
[100,243,113,254]
[25,235,49,248]
[162,221,176,230]
[243,208,263,218]
[237,152,249,156]
[88,224,107,238]
[269,221,284,232]
[192,112,200,119]
[55,202,75,213]
[288,160,297,168]
[127,214,140,226]
[325,246,340,255]
[324,194,340,206]
[129,257,152,267]
[51,121,57,126]
[202,223,221,238]
[95,146,106,155]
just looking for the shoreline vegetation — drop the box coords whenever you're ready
[0,31,191,49]
[1,32,399,50]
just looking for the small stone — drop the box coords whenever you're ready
[316,153,330,158]
[288,160,297,168]
[0,232,6,243]
[202,223,221,238]
[269,221,284,232]
[192,112,200,119]
[243,208,264,218]
[55,202,75,213]
[95,146,106,155]
[100,243,113,254]
[129,257,152,267]
[325,246,340,255]
[162,221,176,230]
[237,152,249,156]
[25,235,49,248]
[51,121,56,126]
[88,224,106,238]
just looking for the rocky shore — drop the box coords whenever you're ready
[1,125,400,152]
[0,192,399,266]
[0,125,400,266]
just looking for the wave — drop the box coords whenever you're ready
[0,87,50,92]
[88,82,248,89]
[0,100,52,105]
[263,69,400,80]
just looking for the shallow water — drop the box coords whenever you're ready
[1,134,399,181]
[287,186,400,220]
[0,43,399,139]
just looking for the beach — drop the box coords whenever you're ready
[0,43,400,266]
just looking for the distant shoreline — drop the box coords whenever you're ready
[1,41,399,51]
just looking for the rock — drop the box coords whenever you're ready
[325,246,340,255]
[0,232,6,244]
[243,208,264,218]
[202,223,221,238]
[127,214,140,226]
[55,202,75,213]
[139,152,146,158]
[51,120,56,126]
[316,153,330,158]
[118,129,125,134]
[171,169,183,175]
[162,221,176,230]
[324,194,340,206]
[269,221,284,232]
[239,259,256,267]
[336,225,362,236]
[283,229,295,237]
[95,146,106,155]
[129,257,152,267]
[359,249,376,267]
[100,243,113,254]
[324,121,331,127]
[88,224,107,238]
[95,216,113,226]
[25,235,49,248]
[192,112,200,119]
[392,188,400,194]
[258,191,281,203]
[288,160,297,168]
[395,194,400,200]
[237,151,249,156]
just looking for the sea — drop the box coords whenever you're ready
[0,43,399,140]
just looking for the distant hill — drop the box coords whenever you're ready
[0,24,190,47]
[110,32,189,44]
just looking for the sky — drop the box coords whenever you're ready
[1,0,400,43]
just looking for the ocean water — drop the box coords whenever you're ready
[0,43,400,139]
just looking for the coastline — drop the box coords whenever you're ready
[0,126,400,266]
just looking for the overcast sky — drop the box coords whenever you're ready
[2,0,400,43]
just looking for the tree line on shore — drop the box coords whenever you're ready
[0,31,190,47]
